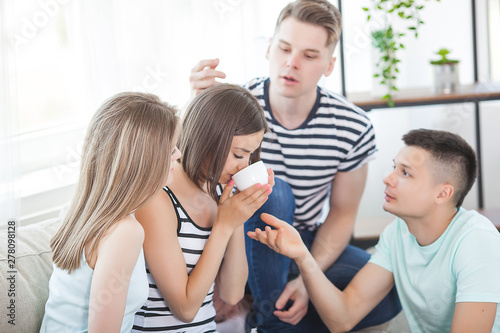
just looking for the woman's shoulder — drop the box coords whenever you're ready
[135,187,177,228]
[105,215,145,246]
[86,215,144,269]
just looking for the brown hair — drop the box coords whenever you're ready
[179,84,269,203]
[402,129,477,208]
[275,0,342,49]
[51,92,179,271]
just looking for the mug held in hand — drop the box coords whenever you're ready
[232,161,268,191]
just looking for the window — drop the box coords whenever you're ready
[1,0,90,225]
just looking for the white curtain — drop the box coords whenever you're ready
[1,0,20,227]
[1,0,288,226]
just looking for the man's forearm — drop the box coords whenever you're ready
[296,249,354,332]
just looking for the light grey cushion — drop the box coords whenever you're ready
[0,218,62,333]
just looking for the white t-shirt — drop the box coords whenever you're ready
[370,208,500,333]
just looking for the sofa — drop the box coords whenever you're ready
[0,217,409,333]
[0,217,62,333]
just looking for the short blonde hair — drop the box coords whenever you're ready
[275,0,342,49]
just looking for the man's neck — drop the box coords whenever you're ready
[268,84,317,130]
[403,207,459,246]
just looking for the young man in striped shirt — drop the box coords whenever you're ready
[190,1,401,331]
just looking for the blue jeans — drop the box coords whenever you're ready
[244,178,402,332]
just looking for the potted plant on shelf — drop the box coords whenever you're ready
[430,48,460,94]
[363,0,441,107]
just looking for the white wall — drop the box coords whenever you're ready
[354,102,500,238]
[326,0,500,237]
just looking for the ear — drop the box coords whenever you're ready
[265,37,272,60]
[435,183,454,205]
[324,56,336,77]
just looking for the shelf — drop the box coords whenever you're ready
[348,82,500,111]
[346,82,500,211]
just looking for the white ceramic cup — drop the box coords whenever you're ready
[232,160,268,191]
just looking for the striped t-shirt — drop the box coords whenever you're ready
[133,187,217,333]
[244,77,376,231]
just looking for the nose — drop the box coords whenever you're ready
[383,169,396,187]
[236,160,249,172]
[286,52,300,70]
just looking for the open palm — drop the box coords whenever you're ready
[247,213,308,261]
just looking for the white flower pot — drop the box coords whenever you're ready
[431,62,459,94]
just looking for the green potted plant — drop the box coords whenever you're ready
[363,0,441,106]
[430,48,460,94]
[370,28,401,105]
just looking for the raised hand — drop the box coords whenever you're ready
[247,213,308,261]
[189,58,227,97]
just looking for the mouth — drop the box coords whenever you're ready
[384,191,395,201]
[224,174,233,184]
[281,75,298,83]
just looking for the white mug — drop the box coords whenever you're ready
[232,160,268,191]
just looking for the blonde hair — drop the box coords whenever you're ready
[51,92,179,272]
[275,0,342,49]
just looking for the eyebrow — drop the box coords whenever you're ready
[235,147,252,153]
[278,39,321,53]
[393,159,413,170]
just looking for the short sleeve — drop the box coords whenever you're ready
[338,120,377,172]
[453,229,500,303]
[369,221,396,273]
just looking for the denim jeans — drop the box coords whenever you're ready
[244,178,402,332]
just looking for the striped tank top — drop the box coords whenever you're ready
[133,186,217,333]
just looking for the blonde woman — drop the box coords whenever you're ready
[133,84,273,332]
[40,92,180,333]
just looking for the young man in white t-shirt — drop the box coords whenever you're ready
[249,129,500,332]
